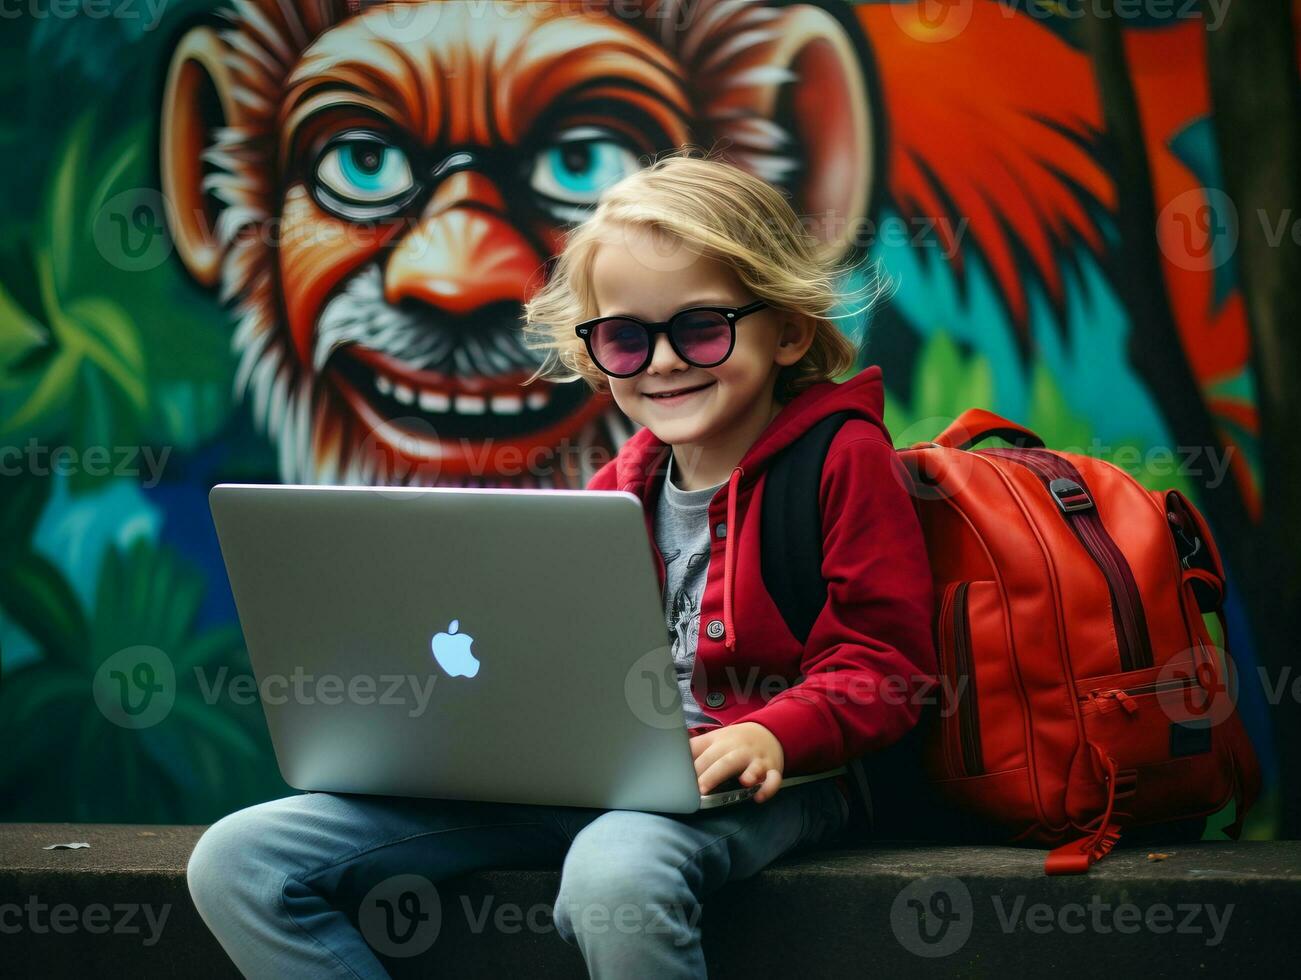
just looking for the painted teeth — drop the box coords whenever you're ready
[456,394,485,414]
[373,375,554,416]
[491,394,522,415]
[419,390,450,413]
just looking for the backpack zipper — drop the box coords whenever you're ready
[950,581,983,776]
[987,448,1153,673]
[1078,675,1198,715]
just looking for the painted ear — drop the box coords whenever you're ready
[159,26,244,287]
[709,4,875,259]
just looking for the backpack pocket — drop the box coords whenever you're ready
[935,580,978,778]
[935,578,1017,779]
[1075,665,1237,825]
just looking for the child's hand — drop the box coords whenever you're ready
[690,722,785,802]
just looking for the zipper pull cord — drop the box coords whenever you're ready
[1044,747,1125,874]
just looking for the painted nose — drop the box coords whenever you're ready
[385,171,541,314]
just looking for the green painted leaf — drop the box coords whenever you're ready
[1025,361,1094,451]
[173,623,245,673]
[0,555,89,667]
[0,470,51,546]
[0,687,79,790]
[0,282,49,370]
[168,697,262,761]
[0,664,86,733]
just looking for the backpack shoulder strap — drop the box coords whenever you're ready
[760,410,857,645]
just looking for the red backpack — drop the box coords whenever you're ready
[761,407,1261,874]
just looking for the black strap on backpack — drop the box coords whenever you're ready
[759,410,855,643]
[761,410,879,830]
[759,409,941,838]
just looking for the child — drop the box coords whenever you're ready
[186,152,936,978]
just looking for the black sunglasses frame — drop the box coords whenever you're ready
[574,300,769,378]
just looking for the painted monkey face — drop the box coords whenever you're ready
[160,0,873,486]
[274,6,691,482]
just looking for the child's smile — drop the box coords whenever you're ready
[642,378,718,406]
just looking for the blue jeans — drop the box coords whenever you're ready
[186,779,849,978]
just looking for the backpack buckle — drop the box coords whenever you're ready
[1049,477,1093,513]
[1167,509,1203,568]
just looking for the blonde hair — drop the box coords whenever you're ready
[521,147,888,402]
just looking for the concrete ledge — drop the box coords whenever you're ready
[2,823,1298,978]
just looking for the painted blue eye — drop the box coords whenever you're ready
[315,138,414,207]
[529,129,641,209]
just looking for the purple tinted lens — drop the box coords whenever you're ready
[672,311,732,365]
[590,318,649,375]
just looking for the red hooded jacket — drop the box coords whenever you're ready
[585,365,938,777]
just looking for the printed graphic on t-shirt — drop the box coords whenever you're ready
[664,546,710,658]
[662,545,715,725]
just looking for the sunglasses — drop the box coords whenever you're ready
[574,300,769,378]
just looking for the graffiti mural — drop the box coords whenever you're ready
[0,1,1276,829]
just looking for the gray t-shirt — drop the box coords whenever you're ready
[654,452,724,729]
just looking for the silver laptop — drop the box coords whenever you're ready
[209,484,841,812]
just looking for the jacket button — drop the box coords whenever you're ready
[705,691,726,709]
[714,522,727,538]
[705,619,725,639]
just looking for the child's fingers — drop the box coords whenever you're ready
[692,737,733,777]
[739,759,767,786]
[753,768,783,804]
[696,750,747,794]
[688,729,718,759]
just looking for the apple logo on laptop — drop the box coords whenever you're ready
[431,619,480,678]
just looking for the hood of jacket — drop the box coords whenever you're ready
[599,364,889,651]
